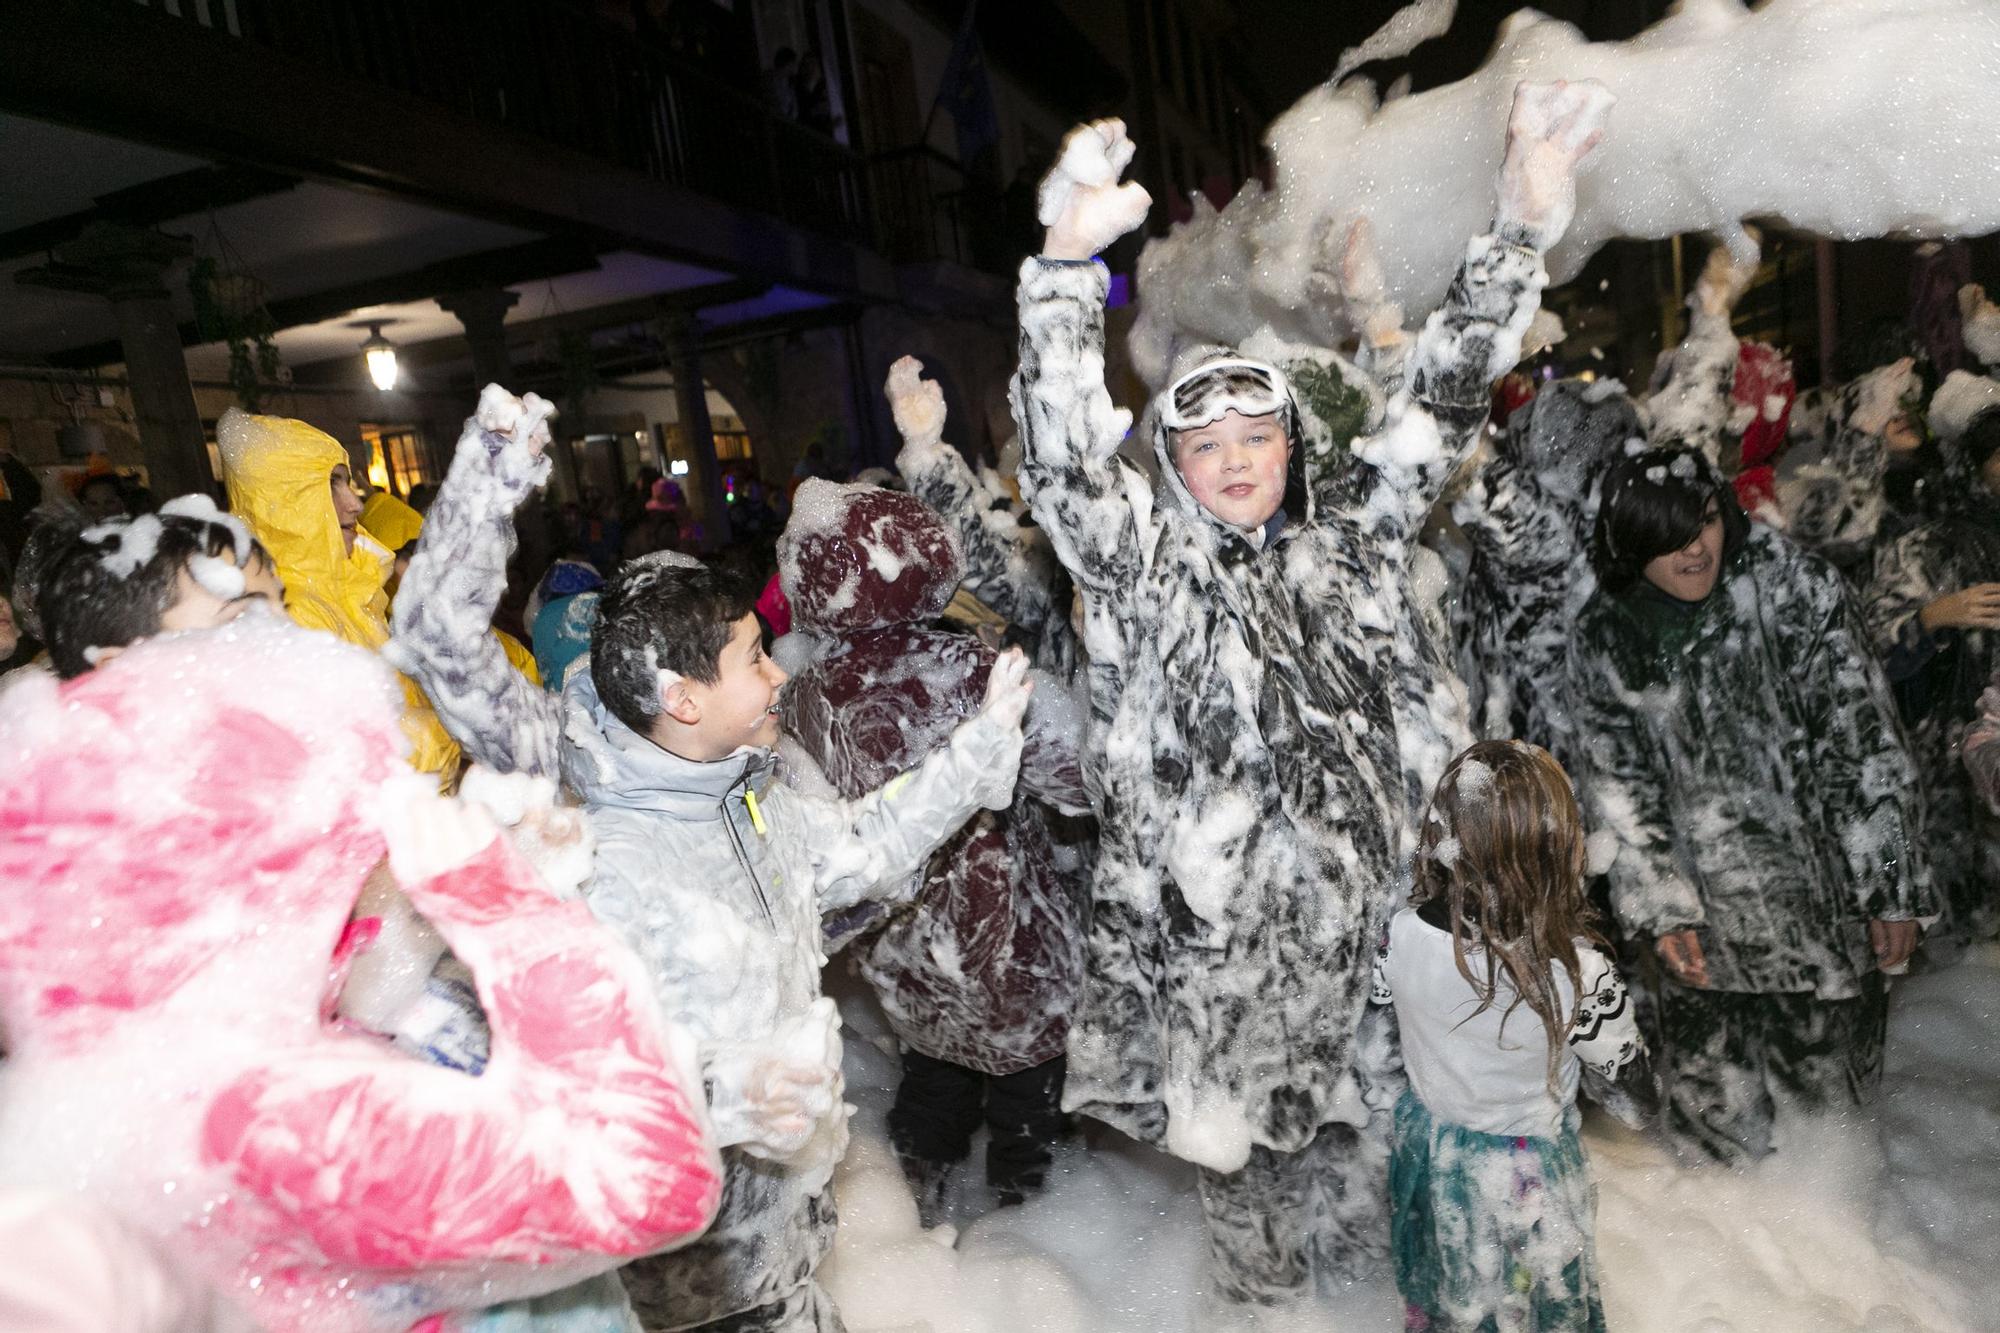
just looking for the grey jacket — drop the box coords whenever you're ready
[389,413,1024,1327]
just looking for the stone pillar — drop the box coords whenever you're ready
[438,286,549,579]
[436,286,520,391]
[666,315,730,550]
[19,223,209,498]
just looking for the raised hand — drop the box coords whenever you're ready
[1694,226,1762,317]
[474,384,558,457]
[1337,216,1406,347]
[885,355,947,450]
[1040,119,1153,262]
[979,646,1035,731]
[1493,79,1617,251]
[1851,357,1920,437]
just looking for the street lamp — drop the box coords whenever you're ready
[360,322,398,391]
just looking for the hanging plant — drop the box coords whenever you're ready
[188,226,285,413]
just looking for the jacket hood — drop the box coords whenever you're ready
[359,490,424,554]
[1732,341,1796,471]
[558,660,771,819]
[218,408,389,644]
[778,479,962,634]
[1508,377,1645,500]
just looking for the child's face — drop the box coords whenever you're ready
[158,549,286,634]
[1641,500,1725,603]
[1170,410,1291,531]
[0,596,17,660]
[680,613,789,755]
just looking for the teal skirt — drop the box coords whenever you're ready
[1389,1090,1607,1333]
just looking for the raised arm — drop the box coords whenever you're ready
[1012,119,1156,605]
[888,356,1072,654]
[800,647,1034,914]
[1777,358,1920,563]
[204,779,722,1271]
[387,386,565,777]
[1647,235,1758,463]
[1349,81,1615,534]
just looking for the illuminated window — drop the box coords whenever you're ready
[360,424,432,497]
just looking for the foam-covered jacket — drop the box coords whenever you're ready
[1010,228,1548,1171]
[1777,365,1919,583]
[388,410,1026,1327]
[1451,378,1644,764]
[1573,526,1930,997]
[1452,308,1734,768]
[1864,380,2000,940]
[779,481,1090,1076]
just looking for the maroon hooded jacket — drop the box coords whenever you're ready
[779,481,1090,1075]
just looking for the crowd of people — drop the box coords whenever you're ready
[0,79,1993,1333]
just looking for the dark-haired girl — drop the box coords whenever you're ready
[1373,740,1652,1332]
[1571,447,1930,1165]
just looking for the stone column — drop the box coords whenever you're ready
[436,286,520,391]
[19,223,209,498]
[665,315,730,550]
[438,285,549,578]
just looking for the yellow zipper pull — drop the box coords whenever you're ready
[744,786,769,838]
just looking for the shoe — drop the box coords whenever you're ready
[896,1151,956,1230]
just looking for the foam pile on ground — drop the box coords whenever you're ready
[821,945,1999,1330]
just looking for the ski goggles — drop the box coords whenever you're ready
[1160,357,1295,434]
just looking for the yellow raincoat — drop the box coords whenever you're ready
[217,409,460,781]
[359,490,426,557]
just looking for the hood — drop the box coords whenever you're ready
[218,408,388,645]
[778,479,961,634]
[558,660,773,820]
[1732,341,1796,471]
[1145,338,1380,542]
[359,490,424,554]
[1507,377,1644,501]
[1924,370,2000,515]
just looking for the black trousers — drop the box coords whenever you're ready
[1658,972,1888,1166]
[886,1049,1067,1192]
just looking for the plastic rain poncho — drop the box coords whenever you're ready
[0,618,721,1332]
[217,408,459,779]
[1572,525,1931,998]
[1009,225,1550,1174]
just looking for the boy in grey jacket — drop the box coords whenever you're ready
[389,387,1034,1333]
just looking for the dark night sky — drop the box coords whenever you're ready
[1227,0,1663,115]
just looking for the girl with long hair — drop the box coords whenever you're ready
[1373,740,1655,1331]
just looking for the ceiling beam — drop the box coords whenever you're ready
[0,164,299,265]
[285,278,775,387]
[41,237,607,369]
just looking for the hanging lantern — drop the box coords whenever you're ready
[361,323,399,392]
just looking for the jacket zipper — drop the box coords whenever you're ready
[723,778,775,924]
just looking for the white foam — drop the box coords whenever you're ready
[1131,0,2000,375]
